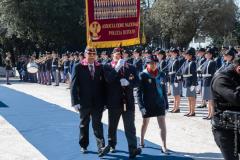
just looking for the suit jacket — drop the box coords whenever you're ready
[103,61,139,110]
[70,59,106,109]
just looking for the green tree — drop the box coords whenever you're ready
[0,0,86,52]
[144,0,238,47]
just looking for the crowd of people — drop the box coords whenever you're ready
[4,46,240,117]
[2,45,240,159]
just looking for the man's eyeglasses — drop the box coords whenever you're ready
[88,52,96,55]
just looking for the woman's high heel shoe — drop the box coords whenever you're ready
[172,109,180,113]
[161,148,170,155]
[139,144,145,148]
[187,112,196,117]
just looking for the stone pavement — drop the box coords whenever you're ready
[0,78,223,160]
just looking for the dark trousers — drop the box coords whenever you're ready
[17,70,23,80]
[52,70,59,85]
[79,107,105,150]
[212,127,240,160]
[46,70,51,85]
[108,108,137,152]
[6,70,10,83]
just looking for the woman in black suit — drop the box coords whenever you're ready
[136,55,169,154]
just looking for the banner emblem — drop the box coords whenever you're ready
[86,0,141,48]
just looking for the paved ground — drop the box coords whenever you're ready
[0,78,223,160]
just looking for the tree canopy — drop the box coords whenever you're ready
[0,0,85,53]
[144,0,238,47]
[0,0,239,53]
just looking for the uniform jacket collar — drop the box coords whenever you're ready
[81,58,101,66]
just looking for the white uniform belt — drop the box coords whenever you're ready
[202,74,212,77]
[169,72,176,75]
[183,74,192,78]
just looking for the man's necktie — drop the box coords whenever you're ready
[89,65,94,79]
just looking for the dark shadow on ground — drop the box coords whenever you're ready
[0,86,221,160]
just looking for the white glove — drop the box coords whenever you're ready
[115,59,125,72]
[120,78,130,87]
[140,108,147,115]
[72,104,80,112]
[174,83,178,87]
[190,86,195,92]
[176,76,181,80]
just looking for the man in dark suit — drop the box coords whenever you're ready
[70,47,106,156]
[100,48,141,159]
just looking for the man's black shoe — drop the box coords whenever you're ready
[80,147,87,154]
[129,148,142,159]
[98,145,111,157]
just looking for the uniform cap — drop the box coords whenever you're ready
[133,48,142,53]
[145,55,158,63]
[186,47,196,56]
[224,48,237,57]
[198,48,206,52]
[85,47,96,54]
[112,47,122,54]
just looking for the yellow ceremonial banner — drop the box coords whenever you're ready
[86,0,141,48]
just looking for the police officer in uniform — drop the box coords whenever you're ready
[156,49,169,92]
[196,48,207,108]
[63,53,70,83]
[200,48,217,120]
[132,48,143,76]
[101,48,141,159]
[156,49,168,76]
[123,49,134,64]
[180,48,198,117]
[168,48,181,113]
[216,48,236,73]
[213,47,223,70]
[136,55,169,154]
[70,47,106,156]
[142,48,152,69]
[99,51,111,65]
[211,57,240,160]
[51,51,59,86]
